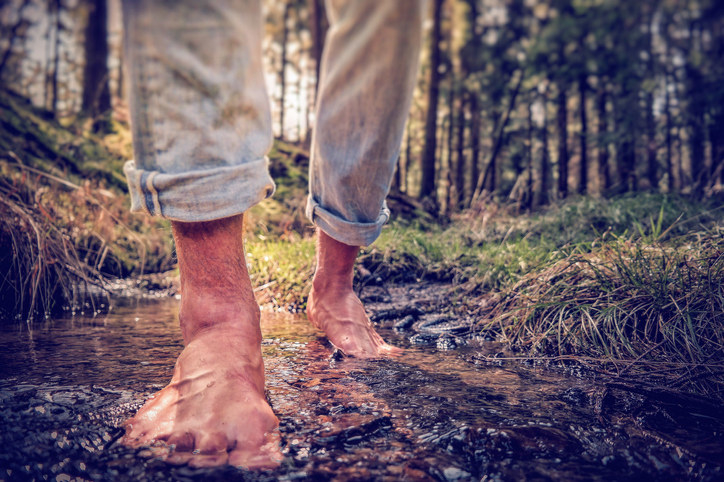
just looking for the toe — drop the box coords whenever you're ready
[378,342,403,358]
[166,450,193,466]
[228,447,281,470]
[195,431,230,454]
[228,428,282,469]
[166,431,195,452]
[188,452,229,468]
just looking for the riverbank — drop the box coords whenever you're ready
[2,87,722,405]
[245,194,724,404]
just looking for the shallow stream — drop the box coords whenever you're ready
[1,296,722,481]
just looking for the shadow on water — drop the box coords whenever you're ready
[0,297,722,481]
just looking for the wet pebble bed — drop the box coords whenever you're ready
[0,290,722,481]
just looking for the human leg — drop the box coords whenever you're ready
[307,229,400,357]
[123,216,281,468]
[120,0,280,467]
[306,0,426,356]
[122,0,274,221]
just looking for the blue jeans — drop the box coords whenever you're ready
[122,0,425,246]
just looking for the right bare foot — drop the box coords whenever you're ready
[122,216,282,468]
[307,229,401,358]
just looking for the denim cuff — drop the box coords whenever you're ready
[124,158,275,222]
[305,196,390,247]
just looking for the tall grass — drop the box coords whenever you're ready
[0,157,174,319]
[1,88,176,319]
[470,229,724,399]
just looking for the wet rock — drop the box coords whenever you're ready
[370,305,424,323]
[409,332,439,345]
[560,387,589,407]
[436,335,458,351]
[316,413,392,445]
[394,315,416,330]
[360,293,387,303]
[502,425,583,455]
[443,466,471,481]
[415,316,469,335]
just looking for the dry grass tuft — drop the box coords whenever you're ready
[475,232,724,400]
[0,160,174,320]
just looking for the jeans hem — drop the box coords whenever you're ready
[305,196,389,247]
[124,158,275,222]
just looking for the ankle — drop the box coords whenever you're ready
[313,230,360,293]
[312,269,353,294]
[179,292,261,344]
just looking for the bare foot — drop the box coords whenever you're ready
[122,327,281,468]
[122,216,282,468]
[307,230,401,358]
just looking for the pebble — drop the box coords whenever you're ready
[443,467,471,481]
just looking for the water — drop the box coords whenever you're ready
[0,297,722,481]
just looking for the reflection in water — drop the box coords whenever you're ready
[0,298,721,481]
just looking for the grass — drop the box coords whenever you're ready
[472,230,724,399]
[245,233,315,310]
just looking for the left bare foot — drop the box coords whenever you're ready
[307,230,401,358]
[121,216,282,468]
[122,327,282,469]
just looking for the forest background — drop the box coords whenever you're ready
[1,0,723,401]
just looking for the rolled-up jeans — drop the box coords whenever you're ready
[121,0,425,247]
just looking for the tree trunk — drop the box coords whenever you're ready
[455,93,467,209]
[473,71,524,203]
[51,0,62,115]
[0,0,33,78]
[404,118,412,193]
[596,87,610,193]
[664,66,673,191]
[557,84,569,198]
[469,93,481,202]
[392,154,401,193]
[278,3,291,140]
[578,74,588,194]
[82,0,111,132]
[613,89,636,193]
[540,90,551,206]
[446,73,456,213]
[645,89,658,191]
[527,98,534,210]
[675,125,684,189]
[687,66,706,190]
[686,22,706,190]
[711,12,724,184]
[43,0,54,111]
[309,0,328,101]
[644,10,658,191]
[436,114,447,191]
[296,55,304,142]
[419,0,444,202]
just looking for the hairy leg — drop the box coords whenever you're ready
[122,215,281,468]
[307,229,401,358]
